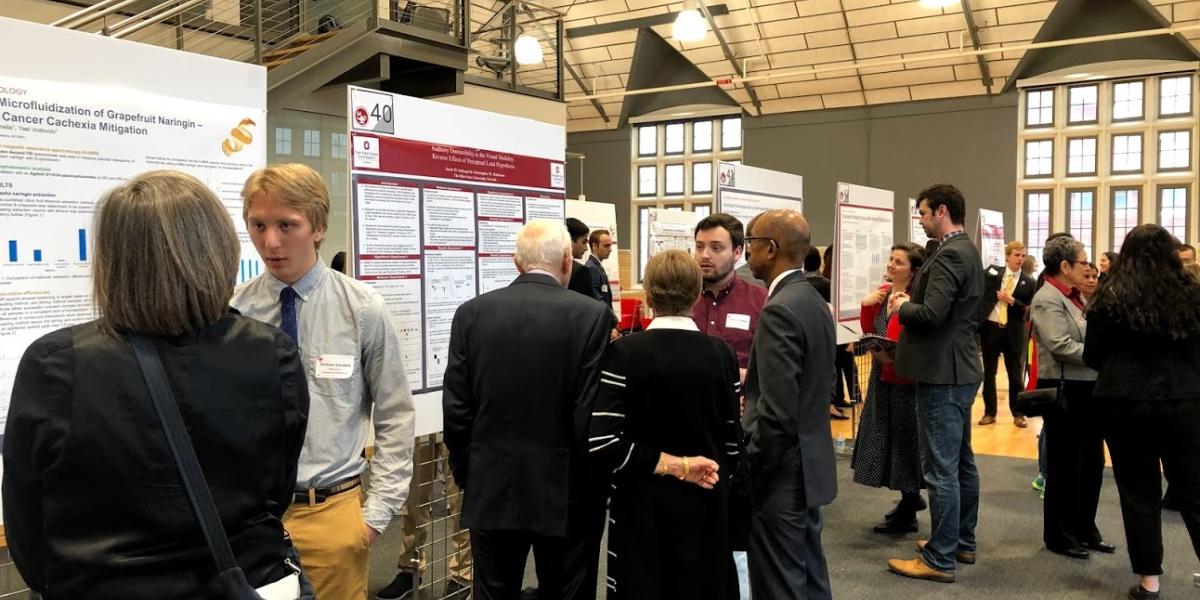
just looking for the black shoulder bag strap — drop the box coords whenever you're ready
[130,334,265,600]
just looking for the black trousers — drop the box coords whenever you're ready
[980,322,1023,417]
[832,344,859,404]
[748,458,831,600]
[470,494,606,600]
[1041,380,1104,551]
[1100,398,1200,576]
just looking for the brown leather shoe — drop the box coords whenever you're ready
[1014,415,1028,428]
[917,539,976,564]
[978,415,997,426]
[887,557,955,583]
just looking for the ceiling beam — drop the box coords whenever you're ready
[697,1,761,116]
[565,5,729,38]
[960,0,994,95]
[518,5,610,123]
[564,55,612,123]
[836,0,868,108]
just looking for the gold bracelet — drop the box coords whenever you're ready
[681,457,690,479]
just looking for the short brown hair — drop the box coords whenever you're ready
[1005,240,1027,256]
[694,213,745,249]
[588,229,611,247]
[241,163,330,248]
[93,170,239,336]
[644,249,702,317]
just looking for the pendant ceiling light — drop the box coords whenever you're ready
[672,7,707,43]
[514,33,544,65]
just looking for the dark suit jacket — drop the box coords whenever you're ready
[443,273,611,537]
[2,313,308,599]
[743,271,838,508]
[585,255,613,307]
[568,260,597,299]
[894,232,985,385]
[977,265,1035,353]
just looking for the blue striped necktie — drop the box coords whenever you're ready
[280,286,298,344]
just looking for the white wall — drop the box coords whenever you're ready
[436,83,567,128]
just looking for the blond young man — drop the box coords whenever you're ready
[231,164,415,600]
[977,240,1036,428]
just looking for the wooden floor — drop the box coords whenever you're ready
[831,365,1043,461]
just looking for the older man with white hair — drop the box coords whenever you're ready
[443,219,614,600]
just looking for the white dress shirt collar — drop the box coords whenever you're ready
[768,269,802,297]
[646,315,701,331]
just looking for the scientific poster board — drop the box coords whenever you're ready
[977,208,1005,266]
[347,86,565,435]
[0,18,267,446]
[834,182,895,344]
[716,162,803,265]
[647,208,698,256]
[565,199,622,312]
[909,198,931,247]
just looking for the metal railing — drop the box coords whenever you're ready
[50,0,558,98]
[468,0,564,99]
[49,0,419,67]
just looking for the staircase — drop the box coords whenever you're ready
[261,30,342,70]
[49,0,472,102]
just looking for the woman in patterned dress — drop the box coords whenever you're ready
[851,242,927,534]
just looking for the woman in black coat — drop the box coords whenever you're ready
[3,171,309,600]
[589,249,738,599]
[1084,224,1200,600]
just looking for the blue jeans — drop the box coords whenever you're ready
[915,382,981,572]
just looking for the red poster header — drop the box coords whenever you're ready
[356,136,565,190]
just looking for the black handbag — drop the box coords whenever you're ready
[130,334,315,600]
[1014,366,1065,418]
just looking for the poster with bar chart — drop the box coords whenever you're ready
[0,17,266,450]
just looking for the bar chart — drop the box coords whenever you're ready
[5,229,90,264]
[239,258,264,283]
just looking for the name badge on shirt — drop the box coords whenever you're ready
[315,354,355,379]
[726,313,751,330]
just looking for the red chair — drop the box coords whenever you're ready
[619,298,646,333]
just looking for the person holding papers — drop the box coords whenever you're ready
[852,242,928,535]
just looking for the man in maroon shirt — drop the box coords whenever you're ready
[692,212,766,599]
[692,213,768,382]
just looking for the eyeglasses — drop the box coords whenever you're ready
[744,236,778,250]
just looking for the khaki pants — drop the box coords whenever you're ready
[396,439,472,583]
[284,487,370,600]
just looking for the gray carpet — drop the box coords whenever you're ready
[368,453,1200,599]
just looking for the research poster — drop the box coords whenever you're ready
[834,182,894,343]
[978,208,1006,266]
[347,86,565,433]
[647,208,698,256]
[0,18,267,441]
[715,162,803,266]
[909,198,931,247]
